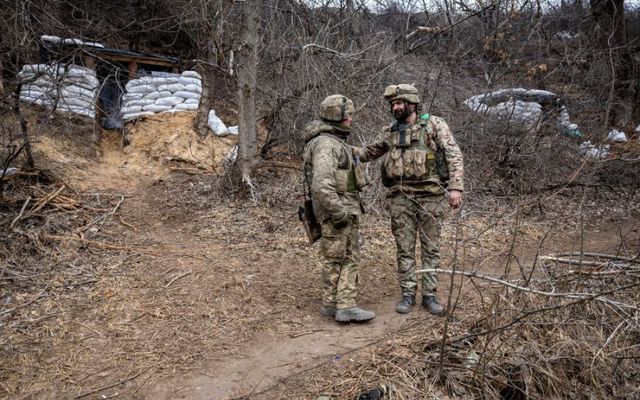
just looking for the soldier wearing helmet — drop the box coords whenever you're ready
[354,84,465,316]
[302,94,375,323]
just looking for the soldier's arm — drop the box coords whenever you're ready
[351,129,392,162]
[432,117,464,192]
[311,139,349,223]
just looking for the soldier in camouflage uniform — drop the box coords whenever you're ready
[354,84,464,315]
[303,95,375,323]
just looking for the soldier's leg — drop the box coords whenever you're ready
[389,194,419,296]
[333,217,375,322]
[320,220,348,309]
[417,195,446,315]
[334,216,360,309]
[417,195,445,295]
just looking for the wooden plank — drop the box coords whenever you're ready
[97,53,178,67]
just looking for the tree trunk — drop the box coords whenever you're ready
[236,0,262,188]
[194,43,216,138]
[590,0,634,122]
[13,83,35,169]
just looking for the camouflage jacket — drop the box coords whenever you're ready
[303,120,363,224]
[354,114,464,195]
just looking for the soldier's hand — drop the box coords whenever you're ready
[448,189,463,209]
[332,212,350,229]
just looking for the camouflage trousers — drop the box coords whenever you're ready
[388,193,446,297]
[319,216,361,309]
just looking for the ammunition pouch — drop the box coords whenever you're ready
[435,147,449,184]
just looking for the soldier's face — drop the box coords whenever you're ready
[339,115,353,128]
[391,100,414,121]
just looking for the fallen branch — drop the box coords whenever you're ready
[547,252,639,262]
[75,364,157,399]
[539,255,637,268]
[31,185,66,213]
[415,268,639,311]
[10,196,31,228]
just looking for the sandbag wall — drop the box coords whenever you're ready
[464,88,581,137]
[121,71,202,121]
[19,63,99,119]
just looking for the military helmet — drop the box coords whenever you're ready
[383,84,421,104]
[320,94,355,122]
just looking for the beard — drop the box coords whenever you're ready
[393,103,415,122]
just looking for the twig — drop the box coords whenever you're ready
[75,364,157,399]
[10,196,31,228]
[118,215,138,231]
[96,195,125,231]
[165,271,192,288]
[255,160,302,171]
[74,320,104,336]
[539,256,636,268]
[415,268,639,311]
[548,252,639,262]
[31,185,65,213]
[287,329,324,338]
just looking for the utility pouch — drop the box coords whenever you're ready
[354,163,370,190]
[334,169,349,194]
[402,149,415,178]
[298,199,322,244]
[385,148,404,179]
[435,148,449,183]
[414,150,429,178]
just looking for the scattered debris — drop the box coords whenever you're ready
[356,384,392,400]
[224,144,238,165]
[606,129,627,143]
[1,167,18,177]
[207,110,238,137]
[580,140,610,159]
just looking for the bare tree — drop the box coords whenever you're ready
[236,0,263,192]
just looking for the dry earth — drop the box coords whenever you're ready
[1,112,638,400]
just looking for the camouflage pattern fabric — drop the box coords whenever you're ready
[352,112,463,298]
[353,114,464,194]
[303,119,365,310]
[320,217,361,308]
[389,193,445,296]
[303,120,361,224]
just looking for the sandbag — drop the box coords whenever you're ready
[154,96,184,107]
[174,91,201,101]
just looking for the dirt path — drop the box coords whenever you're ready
[150,299,416,400]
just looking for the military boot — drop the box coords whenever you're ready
[394,294,416,314]
[320,305,336,317]
[335,306,375,323]
[422,295,444,315]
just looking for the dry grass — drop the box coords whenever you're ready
[1,152,639,399]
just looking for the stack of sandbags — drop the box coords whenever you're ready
[19,63,99,119]
[464,88,581,137]
[121,71,202,121]
[464,89,544,131]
